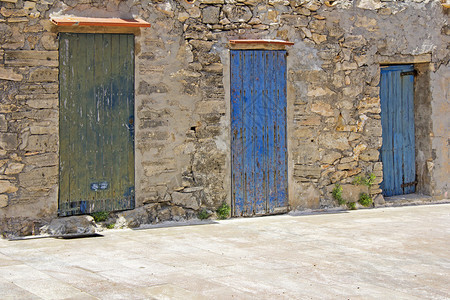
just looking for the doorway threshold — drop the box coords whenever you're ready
[384,194,449,207]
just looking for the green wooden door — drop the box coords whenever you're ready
[59,33,135,216]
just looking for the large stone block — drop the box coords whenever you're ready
[0,115,7,132]
[137,130,170,142]
[358,97,380,114]
[171,192,200,210]
[373,162,383,171]
[311,101,334,116]
[4,162,24,174]
[171,206,187,221]
[307,87,335,97]
[295,144,320,164]
[118,206,152,228]
[280,14,309,27]
[0,194,8,208]
[18,166,58,189]
[29,123,58,135]
[373,194,385,207]
[342,35,366,48]
[28,68,58,82]
[359,148,379,162]
[0,133,18,150]
[318,132,350,151]
[202,6,220,24]
[40,215,96,236]
[4,50,58,67]
[41,33,58,50]
[291,70,328,84]
[10,109,58,123]
[23,153,58,168]
[195,101,225,114]
[297,115,321,126]
[139,119,168,129]
[200,0,224,3]
[23,96,58,109]
[342,85,363,98]
[23,134,58,152]
[0,180,18,193]
[142,160,176,177]
[293,128,315,139]
[340,184,368,203]
[189,40,214,52]
[312,33,327,44]
[304,0,321,11]
[337,161,358,170]
[321,151,342,164]
[0,66,23,81]
[196,125,221,139]
[353,143,367,160]
[364,118,382,136]
[330,171,347,183]
[294,164,322,179]
[290,183,320,209]
[203,63,223,73]
[223,5,252,23]
[138,81,168,95]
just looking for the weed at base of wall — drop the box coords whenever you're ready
[216,203,231,220]
[332,184,346,206]
[198,209,211,220]
[90,211,109,223]
[358,193,373,207]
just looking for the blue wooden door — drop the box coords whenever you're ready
[380,65,416,196]
[59,33,135,216]
[231,50,288,216]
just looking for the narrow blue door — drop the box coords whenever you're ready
[380,65,416,196]
[231,50,288,216]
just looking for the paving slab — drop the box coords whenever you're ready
[1,204,449,299]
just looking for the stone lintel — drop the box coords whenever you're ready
[229,39,294,50]
[51,24,142,35]
[378,53,432,65]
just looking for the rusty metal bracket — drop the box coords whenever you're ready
[401,181,417,188]
[400,70,417,76]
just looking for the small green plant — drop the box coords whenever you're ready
[91,211,109,223]
[353,173,376,188]
[106,223,115,229]
[332,184,346,205]
[358,193,373,207]
[216,202,231,220]
[198,209,210,220]
[347,202,357,210]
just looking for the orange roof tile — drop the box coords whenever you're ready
[51,16,150,28]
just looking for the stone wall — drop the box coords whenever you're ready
[0,0,448,236]
[0,0,60,235]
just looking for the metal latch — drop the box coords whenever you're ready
[400,70,417,76]
[401,181,417,188]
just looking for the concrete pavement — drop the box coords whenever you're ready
[1,204,449,299]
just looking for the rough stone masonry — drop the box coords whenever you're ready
[0,0,448,236]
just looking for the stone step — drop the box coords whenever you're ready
[383,194,450,207]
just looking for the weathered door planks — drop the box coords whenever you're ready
[231,50,288,216]
[59,33,135,216]
[380,64,416,197]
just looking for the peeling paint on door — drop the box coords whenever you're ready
[59,33,135,216]
[231,50,288,216]
[380,64,416,196]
